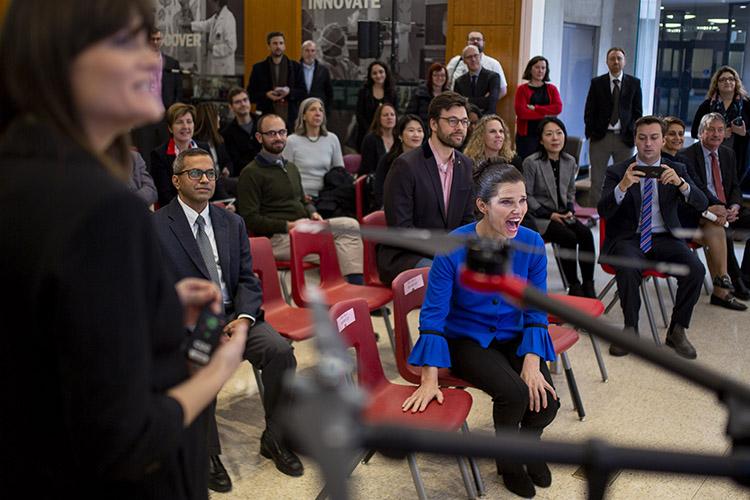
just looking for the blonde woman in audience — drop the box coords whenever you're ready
[463,114,523,172]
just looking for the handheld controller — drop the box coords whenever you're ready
[185,306,226,365]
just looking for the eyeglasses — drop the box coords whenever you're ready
[259,129,288,138]
[719,77,736,83]
[176,168,217,180]
[439,116,470,128]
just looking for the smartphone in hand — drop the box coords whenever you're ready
[184,306,226,365]
[633,165,664,179]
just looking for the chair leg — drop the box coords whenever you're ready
[640,283,661,345]
[587,331,609,382]
[604,290,619,314]
[456,456,478,499]
[561,352,586,421]
[461,422,485,497]
[667,277,676,304]
[316,450,366,500]
[252,366,265,400]
[407,453,428,500]
[361,449,376,465]
[381,306,396,352]
[553,244,569,291]
[597,276,617,301]
[278,269,292,304]
[652,278,669,328]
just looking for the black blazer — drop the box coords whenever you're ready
[454,68,500,115]
[584,73,643,147]
[405,84,433,124]
[378,141,475,285]
[691,98,750,177]
[246,55,306,128]
[0,119,207,499]
[162,53,182,109]
[355,86,398,150]
[221,118,260,174]
[597,157,707,255]
[154,198,263,320]
[677,142,742,207]
[301,59,333,110]
[150,140,229,207]
[359,132,387,176]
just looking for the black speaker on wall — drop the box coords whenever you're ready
[358,20,381,59]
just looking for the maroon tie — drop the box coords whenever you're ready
[710,152,726,204]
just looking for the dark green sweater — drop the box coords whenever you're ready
[237,153,317,236]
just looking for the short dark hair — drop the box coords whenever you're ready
[522,56,550,82]
[663,116,686,132]
[227,86,248,104]
[267,31,285,44]
[172,148,214,175]
[427,91,469,125]
[473,159,524,204]
[256,113,284,133]
[536,117,568,161]
[607,47,626,58]
[634,115,666,136]
[166,102,196,128]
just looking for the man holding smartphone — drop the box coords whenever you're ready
[598,116,707,359]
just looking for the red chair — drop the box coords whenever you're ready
[598,218,670,345]
[289,223,396,349]
[361,210,386,287]
[274,258,318,304]
[249,237,314,342]
[329,299,480,500]
[343,153,362,175]
[354,175,366,223]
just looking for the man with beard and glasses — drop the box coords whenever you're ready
[237,114,363,282]
[378,92,476,286]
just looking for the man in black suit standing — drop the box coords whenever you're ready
[300,40,333,110]
[378,91,476,286]
[678,111,750,302]
[598,116,707,359]
[132,27,184,168]
[221,87,260,173]
[453,45,500,116]
[154,149,304,491]
[247,31,306,128]
[585,47,643,207]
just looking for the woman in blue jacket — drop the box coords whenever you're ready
[402,160,559,499]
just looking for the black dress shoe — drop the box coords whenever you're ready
[713,275,735,292]
[208,455,232,493]
[502,471,536,498]
[710,293,748,311]
[609,326,637,357]
[526,462,551,487]
[260,431,304,477]
[731,278,750,300]
[567,283,584,297]
[582,280,596,299]
[665,324,697,360]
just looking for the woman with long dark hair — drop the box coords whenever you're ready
[355,60,398,151]
[403,160,559,498]
[0,1,247,497]
[373,114,425,208]
[523,117,596,297]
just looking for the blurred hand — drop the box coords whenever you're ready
[175,278,222,327]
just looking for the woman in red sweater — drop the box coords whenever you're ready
[515,56,563,160]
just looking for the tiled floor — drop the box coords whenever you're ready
[213,226,750,499]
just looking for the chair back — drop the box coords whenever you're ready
[289,223,345,306]
[361,210,386,286]
[391,268,430,380]
[330,299,387,392]
[354,175,367,222]
[248,237,286,309]
[343,154,362,175]
[564,136,584,165]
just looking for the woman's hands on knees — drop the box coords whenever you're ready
[402,366,443,413]
[520,354,557,412]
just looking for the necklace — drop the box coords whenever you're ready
[306,135,320,143]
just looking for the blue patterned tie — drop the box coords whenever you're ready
[639,178,654,253]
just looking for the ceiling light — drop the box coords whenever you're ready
[665,23,681,28]
[708,18,729,23]
[666,14,674,19]
[684,14,696,20]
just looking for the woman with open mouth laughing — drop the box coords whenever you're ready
[402,159,559,499]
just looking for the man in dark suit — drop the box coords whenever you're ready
[247,31,306,128]
[132,27,183,168]
[154,149,304,490]
[453,45,500,116]
[378,91,476,286]
[221,87,260,173]
[584,47,643,207]
[598,116,707,359]
[300,40,333,110]
[678,111,750,303]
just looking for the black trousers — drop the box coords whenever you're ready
[610,233,705,330]
[448,337,559,471]
[728,209,750,280]
[542,218,596,285]
[207,320,296,456]
[515,133,540,160]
